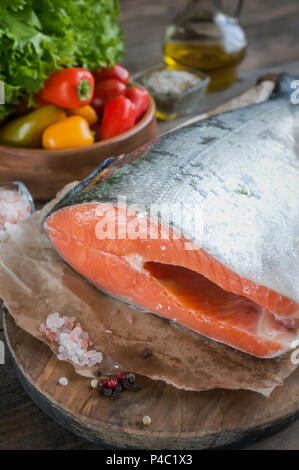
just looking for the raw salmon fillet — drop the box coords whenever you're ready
[45,203,298,358]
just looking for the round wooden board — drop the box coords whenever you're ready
[4,311,299,450]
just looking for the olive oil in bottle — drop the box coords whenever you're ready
[164,0,247,92]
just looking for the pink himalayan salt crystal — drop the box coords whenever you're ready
[0,188,31,240]
[40,312,103,368]
[45,330,57,342]
[63,316,75,330]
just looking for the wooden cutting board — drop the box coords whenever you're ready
[4,312,299,450]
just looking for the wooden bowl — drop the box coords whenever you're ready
[0,96,156,200]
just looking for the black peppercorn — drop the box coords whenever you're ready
[133,383,141,392]
[143,348,152,358]
[103,387,113,397]
[112,390,121,399]
[122,380,130,390]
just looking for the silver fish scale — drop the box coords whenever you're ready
[49,96,299,306]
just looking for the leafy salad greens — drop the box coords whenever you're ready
[0,0,124,119]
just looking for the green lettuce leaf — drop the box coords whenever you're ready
[0,0,123,119]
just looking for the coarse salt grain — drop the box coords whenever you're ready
[46,312,65,331]
[0,188,31,240]
[41,312,103,368]
[141,69,200,97]
[59,377,68,386]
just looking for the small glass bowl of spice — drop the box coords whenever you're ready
[0,181,34,240]
[132,63,210,120]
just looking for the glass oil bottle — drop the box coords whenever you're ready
[164,0,247,91]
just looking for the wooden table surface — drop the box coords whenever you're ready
[1,0,299,450]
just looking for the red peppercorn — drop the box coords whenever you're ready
[107,377,119,389]
[88,386,93,392]
[117,372,126,382]
[99,378,108,389]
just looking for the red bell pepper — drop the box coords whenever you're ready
[91,79,126,116]
[100,96,136,140]
[126,87,149,121]
[37,68,95,109]
[93,63,130,85]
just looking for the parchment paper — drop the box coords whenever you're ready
[1,80,295,397]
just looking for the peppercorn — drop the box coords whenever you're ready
[133,383,141,392]
[117,372,126,381]
[99,378,108,389]
[103,387,113,397]
[121,380,130,390]
[90,379,99,389]
[115,383,123,392]
[127,373,135,384]
[96,370,102,377]
[112,390,121,399]
[107,377,119,389]
[143,415,151,426]
[143,348,152,358]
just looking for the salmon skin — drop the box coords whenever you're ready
[44,74,299,358]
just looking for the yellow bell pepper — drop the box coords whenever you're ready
[42,116,94,150]
[0,105,66,148]
[67,105,98,125]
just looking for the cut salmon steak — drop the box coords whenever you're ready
[44,201,298,358]
[44,75,299,358]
